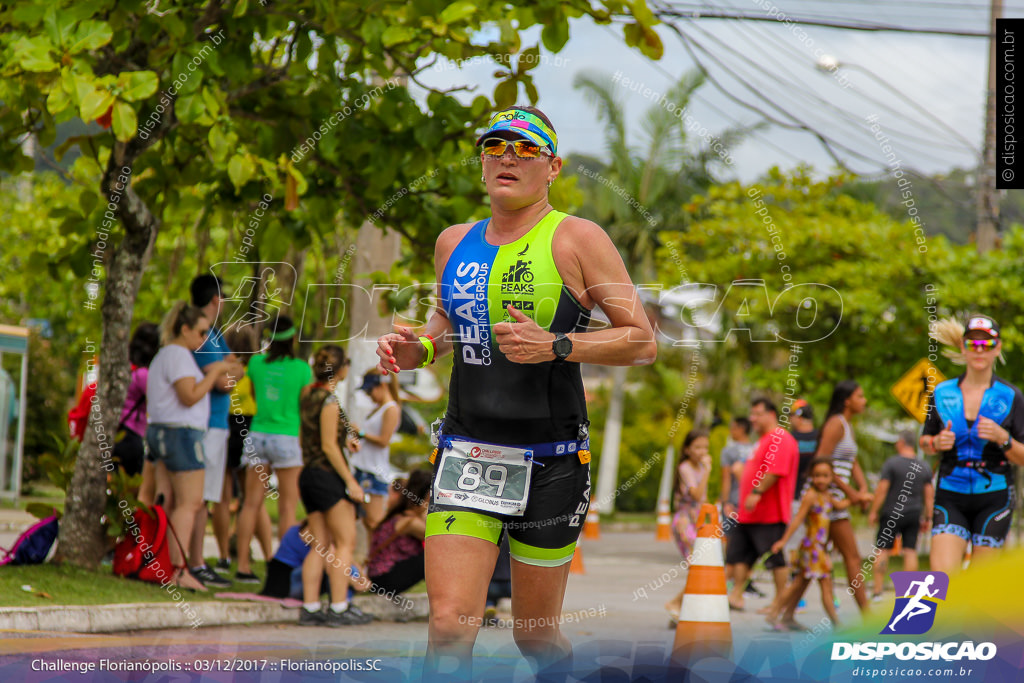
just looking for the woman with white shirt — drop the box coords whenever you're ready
[351,371,400,530]
[146,302,232,591]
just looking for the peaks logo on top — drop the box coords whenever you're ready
[882,571,949,635]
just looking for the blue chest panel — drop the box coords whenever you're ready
[934,379,1014,493]
[441,221,499,366]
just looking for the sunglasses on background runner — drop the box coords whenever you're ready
[965,339,997,350]
[196,327,211,338]
[481,137,553,159]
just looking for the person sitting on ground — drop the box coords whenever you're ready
[364,469,431,596]
[259,521,316,600]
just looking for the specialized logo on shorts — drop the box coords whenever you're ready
[445,515,456,531]
[882,571,949,635]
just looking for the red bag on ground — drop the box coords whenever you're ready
[113,505,182,584]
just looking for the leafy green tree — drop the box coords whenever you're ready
[655,168,1024,445]
[568,68,750,511]
[1,0,662,567]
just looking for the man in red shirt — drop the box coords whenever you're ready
[726,398,799,611]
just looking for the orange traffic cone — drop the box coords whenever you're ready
[963,542,972,569]
[893,536,903,554]
[583,503,600,540]
[570,546,585,574]
[655,499,672,541]
[672,504,731,663]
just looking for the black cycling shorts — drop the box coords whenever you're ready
[426,453,591,567]
[933,486,1014,548]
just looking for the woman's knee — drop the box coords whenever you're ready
[430,606,478,641]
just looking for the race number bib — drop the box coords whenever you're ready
[434,440,533,516]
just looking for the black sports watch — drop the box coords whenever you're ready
[1001,435,1013,452]
[552,333,572,361]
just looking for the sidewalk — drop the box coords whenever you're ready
[0,506,429,633]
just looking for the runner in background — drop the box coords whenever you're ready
[921,314,1024,573]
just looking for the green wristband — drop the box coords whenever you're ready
[418,335,435,368]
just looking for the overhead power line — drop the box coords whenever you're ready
[654,6,989,37]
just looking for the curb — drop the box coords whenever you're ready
[0,593,429,634]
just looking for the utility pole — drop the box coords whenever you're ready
[976,0,1002,253]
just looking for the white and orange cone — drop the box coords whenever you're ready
[583,502,600,540]
[569,546,585,575]
[655,499,673,542]
[672,504,731,663]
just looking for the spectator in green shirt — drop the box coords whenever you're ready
[234,316,312,584]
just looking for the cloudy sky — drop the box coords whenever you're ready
[413,1,1010,183]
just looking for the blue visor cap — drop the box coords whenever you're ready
[475,109,557,155]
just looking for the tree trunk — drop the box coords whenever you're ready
[56,113,169,567]
[345,221,401,418]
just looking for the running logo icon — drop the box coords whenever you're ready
[882,571,949,635]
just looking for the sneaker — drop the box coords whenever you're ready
[346,604,374,622]
[214,558,231,573]
[235,571,261,584]
[299,608,326,626]
[192,565,231,588]
[744,581,767,598]
[325,607,372,626]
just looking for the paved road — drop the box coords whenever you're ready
[1,529,857,681]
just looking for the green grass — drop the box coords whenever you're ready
[0,560,267,608]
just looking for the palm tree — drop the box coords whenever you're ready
[571,69,755,514]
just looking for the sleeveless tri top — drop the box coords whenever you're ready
[440,210,591,445]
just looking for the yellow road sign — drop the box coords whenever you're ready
[891,358,946,423]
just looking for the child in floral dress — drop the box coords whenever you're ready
[766,457,851,629]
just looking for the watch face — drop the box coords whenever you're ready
[553,334,572,359]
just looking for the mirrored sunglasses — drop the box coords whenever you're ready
[966,338,997,350]
[481,137,552,159]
